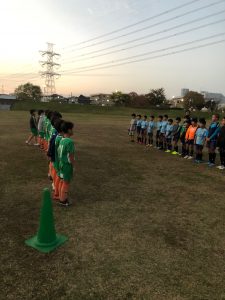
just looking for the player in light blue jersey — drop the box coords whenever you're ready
[194,118,208,163]
[141,115,148,145]
[165,119,174,152]
[147,115,155,147]
[155,115,163,148]
[136,115,142,143]
[159,114,168,150]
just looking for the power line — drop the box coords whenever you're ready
[62,0,224,54]
[62,0,202,50]
[61,33,225,73]
[61,17,225,68]
[61,10,225,64]
[63,39,225,74]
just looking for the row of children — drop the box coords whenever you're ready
[26,109,76,206]
[129,113,225,169]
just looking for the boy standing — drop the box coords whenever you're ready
[165,119,173,152]
[58,121,76,206]
[136,115,142,144]
[194,118,208,163]
[206,114,220,167]
[180,120,190,157]
[141,115,148,145]
[147,115,155,147]
[185,117,198,159]
[216,117,225,170]
[128,113,137,142]
[159,115,168,150]
[155,115,163,148]
[171,117,182,155]
[37,110,45,149]
[26,109,39,146]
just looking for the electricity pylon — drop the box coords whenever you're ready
[39,43,60,96]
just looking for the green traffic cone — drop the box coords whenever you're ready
[25,188,68,253]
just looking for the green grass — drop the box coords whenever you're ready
[1,110,225,299]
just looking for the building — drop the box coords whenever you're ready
[181,88,189,97]
[200,91,225,104]
[0,94,16,110]
[168,96,185,109]
[90,93,113,106]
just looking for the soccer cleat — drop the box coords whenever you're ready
[58,199,71,207]
[208,163,215,167]
[165,150,171,153]
[171,151,178,155]
[217,166,225,170]
[188,156,193,160]
[34,143,39,146]
[184,155,189,159]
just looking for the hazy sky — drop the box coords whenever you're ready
[0,0,225,98]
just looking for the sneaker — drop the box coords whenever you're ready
[150,144,153,147]
[34,143,39,146]
[208,163,215,167]
[188,156,193,160]
[217,166,225,170]
[58,199,71,207]
[184,155,189,159]
[165,150,171,153]
[171,151,178,155]
[195,159,200,163]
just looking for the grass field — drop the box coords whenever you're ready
[1,108,225,300]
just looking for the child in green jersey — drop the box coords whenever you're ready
[58,121,76,206]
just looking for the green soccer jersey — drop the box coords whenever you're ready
[58,137,76,181]
[46,119,52,141]
[53,134,63,173]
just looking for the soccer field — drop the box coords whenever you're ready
[1,110,225,300]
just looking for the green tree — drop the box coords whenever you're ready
[15,82,42,101]
[110,91,131,106]
[145,88,166,106]
[183,91,205,110]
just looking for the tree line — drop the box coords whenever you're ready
[14,82,218,111]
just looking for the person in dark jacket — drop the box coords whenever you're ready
[206,114,220,166]
[216,117,225,170]
[25,109,39,146]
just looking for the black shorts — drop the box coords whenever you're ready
[187,139,194,146]
[148,132,153,138]
[196,144,203,151]
[141,128,147,135]
[156,130,160,139]
[137,126,141,134]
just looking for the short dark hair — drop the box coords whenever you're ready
[168,118,173,123]
[38,109,44,115]
[53,111,62,119]
[61,121,74,133]
[164,114,168,118]
[54,119,64,132]
[150,115,155,119]
[176,117,181,122]
[144,115,147,118]
[131,113,136,117]
[158,115,163,119]
[138,114,141,118]
[30,109,36,115]
[191,117,198,123]
[47,111,53,120]
[199,118,206,125]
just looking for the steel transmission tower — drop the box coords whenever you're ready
[39,43,60,96]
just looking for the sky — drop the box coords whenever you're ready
[0,0,225,98]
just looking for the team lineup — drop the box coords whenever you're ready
[26,109,76,207]
[128,112,225,169]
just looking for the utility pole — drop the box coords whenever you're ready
[39,43,60,97]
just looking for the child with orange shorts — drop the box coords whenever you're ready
[58,121,76,207]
